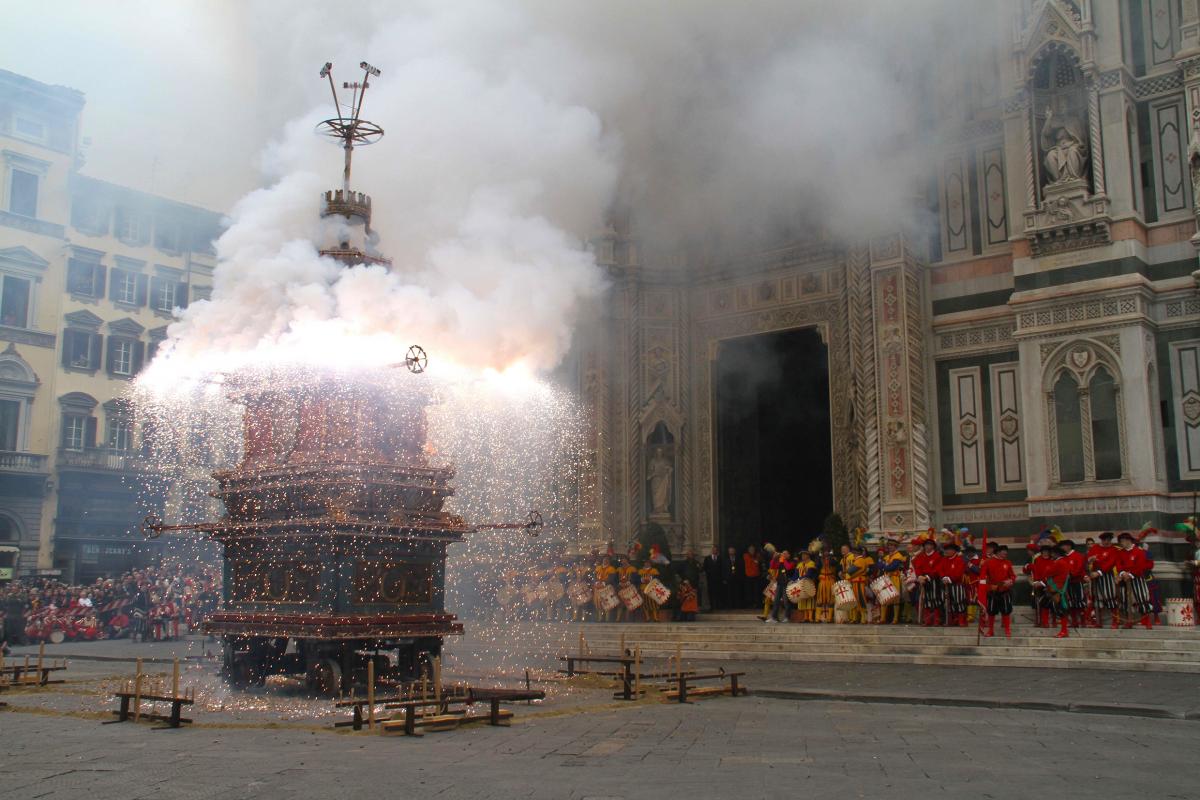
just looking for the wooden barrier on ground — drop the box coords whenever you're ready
[663,669,748,703]
[560,641,748,704]
[0,644,68,687]
[106,658,195,729]
[334,656,544,734]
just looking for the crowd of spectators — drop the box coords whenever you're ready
[1,561,219,650]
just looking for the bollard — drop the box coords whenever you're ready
[133,658,144,722]
[367,660,376,731]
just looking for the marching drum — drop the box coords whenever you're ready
[763,580,778,600]
[1164,597,1196,627]
[834,580,857,610]
[786,578,816,603]
[49,629,66,644]
[644,577,672,606]
[522,586,543,606]
[496,584,517,606]
[569,582,592,607]
[618,583,644,611]
[543,579,566,602]
[596,583,621,613]
[870,575,899,606]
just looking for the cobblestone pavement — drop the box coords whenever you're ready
[3,695,1195,799]
[9,629,1200,714]
[4,631,1199,798]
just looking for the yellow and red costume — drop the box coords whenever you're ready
[816,553,838,623]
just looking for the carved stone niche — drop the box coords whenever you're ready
[1022,44,1111,256]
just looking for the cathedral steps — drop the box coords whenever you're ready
[570,620,1200,673]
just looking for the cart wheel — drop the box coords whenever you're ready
[229,657,261,689]
[307,658,342,696]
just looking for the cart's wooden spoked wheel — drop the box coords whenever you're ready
[525,510,543,536]
[307,659,342,697]
[405,344,428,374]
[230,658,263,689]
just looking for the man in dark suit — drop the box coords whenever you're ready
[702,546,722,610]
[720,546,743,609]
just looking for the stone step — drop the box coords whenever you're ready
[593,621,1200,639]
[581,636,1199,663]
[583,633,1200,662]
[579,633,1200,653]
[579,644,1200,673]
[580,624,1200,644]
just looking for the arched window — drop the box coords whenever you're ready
[0,347,39,452]
[0,515,16,541]
[1045,342,1126,485]
[1054,371,1085,483]
[1089,366,1122,480]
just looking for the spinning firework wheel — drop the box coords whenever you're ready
[405,344,428,374]
[141,514,164,540]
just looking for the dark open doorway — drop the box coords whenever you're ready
[715,327,832,555]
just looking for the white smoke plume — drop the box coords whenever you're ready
[145,0,997,382]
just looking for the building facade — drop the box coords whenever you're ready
[0,69,222,583]
[579,1,1200,582]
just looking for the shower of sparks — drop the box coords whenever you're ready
[127,353,594,683]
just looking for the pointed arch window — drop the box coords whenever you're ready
[1053,372,1085,483]
[1089,366,1122,480]
[1046,345,1126,485]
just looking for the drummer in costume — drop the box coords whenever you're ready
[879,537,907,624]
[638,560,662,622]
[766,549,795,623]
[1056,539,1087,630]
[845,544,875,624]
[677,579,699,621]
[552,562,571,621]
[980,542,1015,638]
[1115,531,1155,629]
[1086,531,1121,628]
[939,541,968,627]
[615,556,638,622]
[913,535,944,626]
[815,547,838,623]
[594,557,617,622]
[792,549,818,622]
[759,544,778,619]
[571,560,593,621]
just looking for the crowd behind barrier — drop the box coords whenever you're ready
[0,562,220,649]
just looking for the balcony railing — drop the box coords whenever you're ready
[0,451,49,473]
[57,447,148,473]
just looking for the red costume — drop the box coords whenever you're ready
[939,556,966,583]
[981,556,1016,637]
[1060,550,1086,580]
[1116,546,1151,577]
[1047,557,1072,637]
[1115,543,1155,629]
[1086,543,1119,575]
[912,549,943,626]
[1024,554,1057,628]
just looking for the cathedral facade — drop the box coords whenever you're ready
[576,1,1200,570]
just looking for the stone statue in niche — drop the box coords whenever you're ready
[1040,107,1088,184]
[647,445,674,518]
[1187,110,1200,236]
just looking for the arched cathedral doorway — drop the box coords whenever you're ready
[714,326,832,555]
